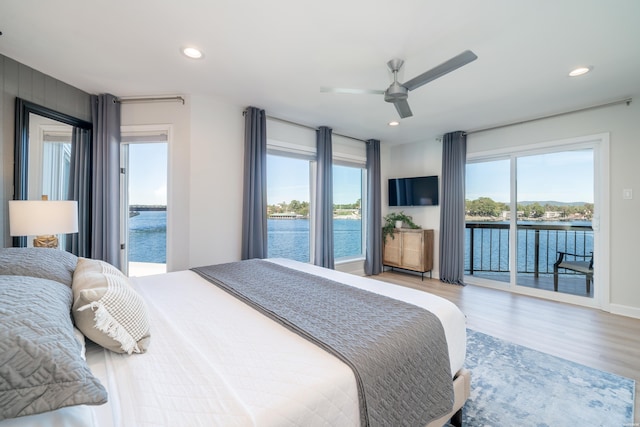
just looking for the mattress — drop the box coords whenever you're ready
[1,259,466,427]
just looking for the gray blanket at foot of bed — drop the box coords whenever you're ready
[192,259,453,427]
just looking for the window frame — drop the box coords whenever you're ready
[265,130,367,264]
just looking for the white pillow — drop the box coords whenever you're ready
[72,258,150,354]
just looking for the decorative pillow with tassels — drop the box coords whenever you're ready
[72,258,150,354]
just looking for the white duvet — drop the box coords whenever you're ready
[2,259,466,427]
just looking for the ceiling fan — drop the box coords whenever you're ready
[321,50,477,119]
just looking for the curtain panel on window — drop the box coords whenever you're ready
[91,94,121,268]
[439,131,467,285]
[67,127,92,257]
[241,107,268,260]
[314,126,334,269]
[364,139,382,275]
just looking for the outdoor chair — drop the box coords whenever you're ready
[553,251,593,294]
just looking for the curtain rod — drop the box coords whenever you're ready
[243,109,368,143]
[466,97,632,135]
[116,96,185,105]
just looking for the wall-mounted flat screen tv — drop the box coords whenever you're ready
[388,175,439,206]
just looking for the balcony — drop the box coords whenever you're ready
[465,221,594,297]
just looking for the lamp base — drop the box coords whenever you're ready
[33,235,59,248]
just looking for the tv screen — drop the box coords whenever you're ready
[388,176,439,206]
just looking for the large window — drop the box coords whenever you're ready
[265,119,368,265]
[266,156,367,264]
[267,154,311,262]
[333,164,365,260]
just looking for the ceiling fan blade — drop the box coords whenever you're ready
[393,99,413,118]
[320,87,385,95]
[402,50,478,91]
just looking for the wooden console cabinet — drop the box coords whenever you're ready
[383,229,434,279]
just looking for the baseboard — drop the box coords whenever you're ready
[608,303,640,320]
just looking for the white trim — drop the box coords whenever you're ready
[267,138,316,158]
[608,303,640,320]
[593,133,610,312]
[465,275,600,309]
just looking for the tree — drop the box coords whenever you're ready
[466,197,503,217]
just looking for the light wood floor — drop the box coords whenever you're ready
[375,270,640,423]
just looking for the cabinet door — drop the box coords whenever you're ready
[401,231,424,270]
[383,232,402,266]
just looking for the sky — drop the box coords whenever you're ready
[267,155,362,205]
[129,146,594,207]
[128,143,167,205]
[466,149,594,203]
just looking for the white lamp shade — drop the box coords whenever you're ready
[8,200,79,236]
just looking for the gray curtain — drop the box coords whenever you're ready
[439,131,467,285]
[364,139,382,275]
[91,94,121,268]
[66,126,92,257]
[241,107,268,260]
[314,126,334,269]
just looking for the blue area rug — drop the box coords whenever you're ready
[461,330,635,426]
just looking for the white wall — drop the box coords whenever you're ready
[188,95,245,268]
[382,137,443,279]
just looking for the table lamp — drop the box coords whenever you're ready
[8,197,79,248]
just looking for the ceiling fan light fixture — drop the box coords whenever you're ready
[182,47,204,59]
[321,50,477,119]
[569,66,591,77]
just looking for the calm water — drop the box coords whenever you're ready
[128,213,363,264]
[268,218,362,262]
[129,214,591,270]
[129,211,166,263]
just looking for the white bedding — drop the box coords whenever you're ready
[2,259,466,427]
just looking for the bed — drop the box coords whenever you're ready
[0,248,470,427]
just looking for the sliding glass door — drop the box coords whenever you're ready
[465,135,606,308]
[465,159,511,284]
[515,149,594,297]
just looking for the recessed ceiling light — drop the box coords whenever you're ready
[182,47,204,59]
[569,66,591,77]
[388,121,400,126]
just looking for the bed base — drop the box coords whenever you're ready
[426,368,471,427]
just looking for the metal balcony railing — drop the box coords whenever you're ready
[465,222,594,277]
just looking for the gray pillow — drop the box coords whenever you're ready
[0,275,108,421]
[0,248,78,287]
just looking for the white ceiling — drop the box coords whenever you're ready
[1,0,639,145]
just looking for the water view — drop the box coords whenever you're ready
[129,211,166,263]
[465,220,593,275]
[268,218,362,262]
[128,211,363,264]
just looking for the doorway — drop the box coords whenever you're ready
[120,130,168,276]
